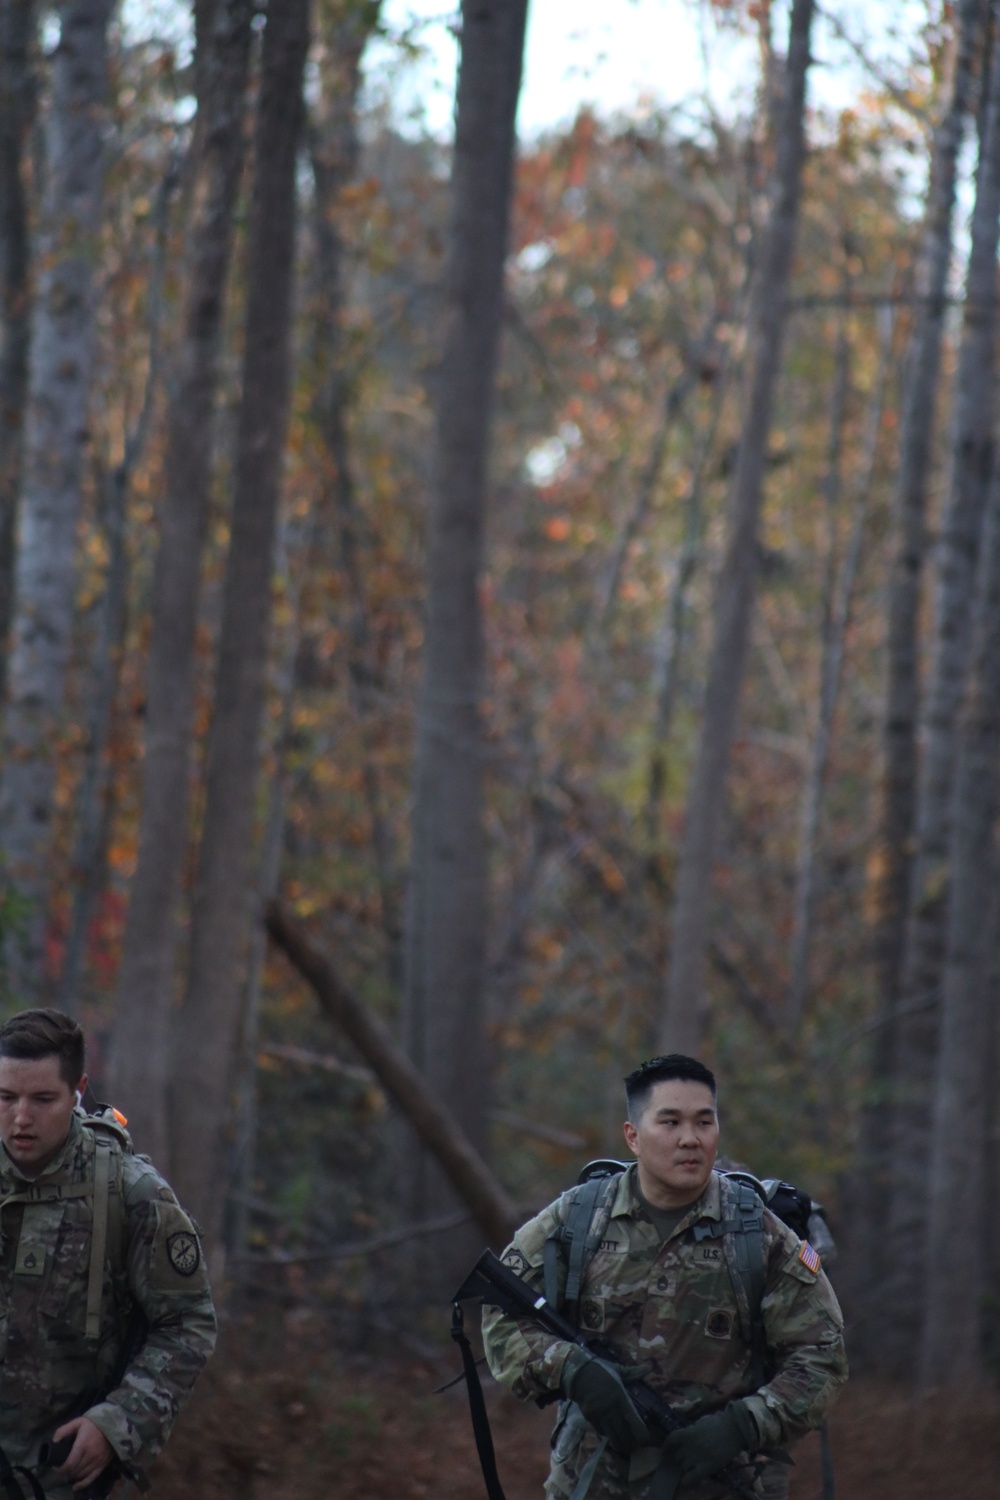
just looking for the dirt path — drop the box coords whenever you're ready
[152,1333,1000,1499]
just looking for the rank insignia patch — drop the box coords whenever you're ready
[798,1241,821,1274]
[167,1231,201,1277]
[705,1310,734,1339]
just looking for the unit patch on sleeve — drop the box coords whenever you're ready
[797,1241,821,1274]
[167,1231,201,1277]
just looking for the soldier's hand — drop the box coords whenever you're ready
[51,1416,114,1491]
[560,1348,652,1454]
[663,1401,758,1482]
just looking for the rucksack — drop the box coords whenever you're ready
[542,1160,834,1376]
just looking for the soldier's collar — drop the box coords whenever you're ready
[613,1164,722,1223]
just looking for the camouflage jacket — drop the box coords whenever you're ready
[0,1114,217,1485]
[483,1167,846,1500]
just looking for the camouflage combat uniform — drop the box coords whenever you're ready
[0,1112,217,1496]
[483,1166,846,1500]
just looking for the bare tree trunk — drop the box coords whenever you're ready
[0,0,113,997]
[0,0,34,702]
[644,360,730,858]
[309,0,398,977]
[847,15,984,1371]
[106,0,253,1160]
[226,508,311,1269]
[267,900,518,1248]
[872,0,984,1023]
[659,0,814,1053]
[881,2,999,1372]
[58,162,173,1014]
[228,2,380,1269]
[402,0,528,1246]
[919,459,1000,1386]
[786,303,893,1024]
[171,0,310,1245]
[593,326,717,637]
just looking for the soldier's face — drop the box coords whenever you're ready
[0,1055,83,1178]
[622,1078,719,1207]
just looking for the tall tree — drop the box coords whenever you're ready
[106,0,254,1157]
[786,300,893,1024]
[882,0,1000,1373]
[57,161,174,1014]
[402,0,529,1237]
[872,0,984,1025]
[0,0,113,997]
[845,8,986,1372]
[310,0,397,974]
[659,0,815,1051]
[920,460,1000,1386]
[0,0,34,701]
[171,0,310,1245]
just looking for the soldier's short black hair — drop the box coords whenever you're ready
[0,1008,85,1088]
[624,1054,717,1121]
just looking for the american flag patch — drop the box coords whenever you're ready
[798,1241,821,1274]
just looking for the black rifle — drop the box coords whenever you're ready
[452,1249,759,1500]
[37,1310,150,1499]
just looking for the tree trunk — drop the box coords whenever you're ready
[0,0,34,703]
[58,163,173,1014]
[881,2,999,1372]
[919,457,1000,1386]
[106,0,254,1161]
[644,357,730,860]
[0,0,113,997]
[227,508,313,1269]
[659,0,815,1053]
[171,0,310,1246]
[872,0,984,1024]
[786,302,893,1024]
[309,0,398,977]
[267,901,518,1248]
[402,0,528,1248]
[593,329,714,638]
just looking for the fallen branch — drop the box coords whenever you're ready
[490,1108,586,1150]
[258,1040,373,1081]
[265,900,519,1246]
[231,1208,474,1266]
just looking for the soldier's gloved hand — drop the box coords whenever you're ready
[663,1401,758,1483]
[560,1347,652,1454]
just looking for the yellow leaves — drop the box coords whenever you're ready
[338,177,379,209]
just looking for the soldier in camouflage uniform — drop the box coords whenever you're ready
[483,1055,846,1500]
[0,1010,216,1496]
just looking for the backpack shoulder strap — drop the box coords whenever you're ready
[543,1170,623,1324]
[708,1172,768,1382]
[79,1122,129,1340]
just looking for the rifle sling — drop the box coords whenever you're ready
[451,1301,508,1500]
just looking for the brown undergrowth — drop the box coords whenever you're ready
[151,1321,1000,1500]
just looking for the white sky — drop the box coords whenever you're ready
[368,0,932,140]
[120,1,933,142]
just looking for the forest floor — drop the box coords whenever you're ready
[152,1312,1000,1500]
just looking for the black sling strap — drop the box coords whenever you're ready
[451,1300,508,1500]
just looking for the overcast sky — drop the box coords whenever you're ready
[367,0,931,140]
[121,0,931,143]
